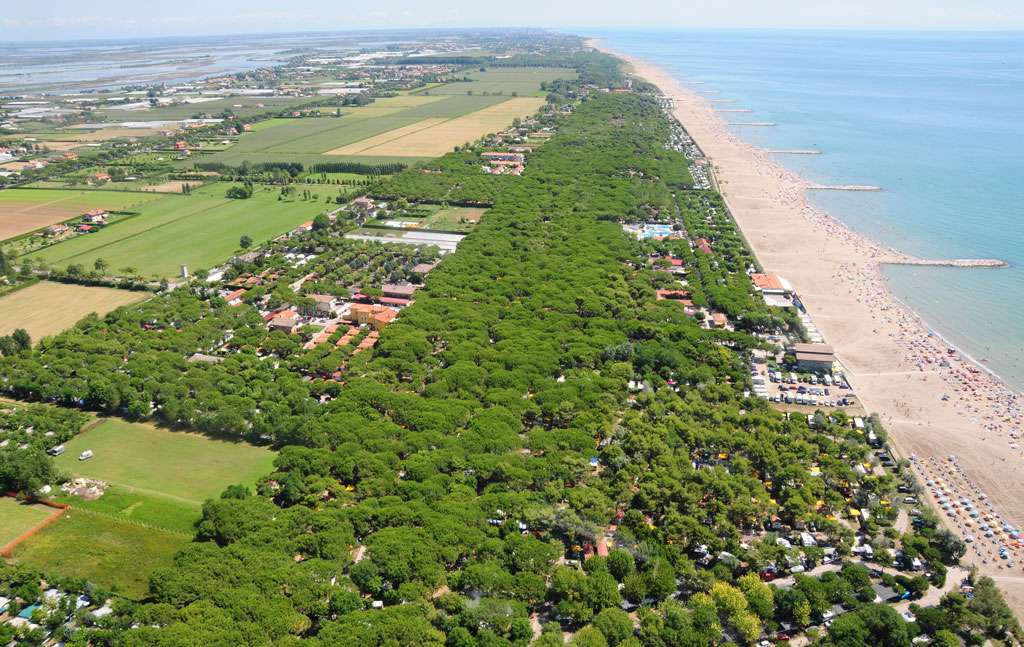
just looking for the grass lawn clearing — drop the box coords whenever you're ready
[53,418,276,505]
[27,183,331,277]
[11,509,188,599]
[0,281,148,341]
[0,498,54,548]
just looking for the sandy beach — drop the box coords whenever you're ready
[590,41,1024,614]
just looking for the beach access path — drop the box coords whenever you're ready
[593,42,1024,617]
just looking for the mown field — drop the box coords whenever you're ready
[27,183,331,277]
[54,419,277,505]
[12,509,188,599]
[0,189,162,241]
[0,497,53,548]
[0,281,149,340]
[422,67,576,97]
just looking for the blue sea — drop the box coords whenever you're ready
[591,29,1024,391]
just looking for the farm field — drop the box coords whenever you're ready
[0,189,162,241]
[203,94,508,165]
[423,67,576,96]
[0,281,148,340]
[27,183,331,277]
[0,498,54,549]
[11,509,188,599]
[336,97,545,158]
[53,419,277,506]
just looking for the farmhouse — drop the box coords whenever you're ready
[92,171,112,182]
[81,209,108,224]
[45,224,69,237]
[793,343,836,372]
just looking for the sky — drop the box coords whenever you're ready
[2,0,1023,41]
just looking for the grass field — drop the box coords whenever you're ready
[0,498,53,547]
[0,189,163,241]
[12,509,188,599]
[27,183,331,277]
[424,67,576,97]
[0,281,148,340]
[335,97,545,158]
[54,419,276,505]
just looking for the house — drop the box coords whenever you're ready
[350,196,376,214]
[708,312,730,329]
[173,140,189,150]
[76,224,95,233]
[222,288,246,306]
[269,310,300,334]
[750,273,791,295]
[306,293,337,316]
[381,283,418,300]
[348,304,398,331]
[379,296,411,308]
[92,171,112,182]
[695,238,713,254]
[45,223,69,237]
[793,343,836,372]
[81,209,108,224]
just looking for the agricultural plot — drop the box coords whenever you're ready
[11,509,188,599]
[0,498,53,548]
[0,281,148,340]
[204,95,508,165]
[27,183,331,277]
[424,67,576,97]
[0,189,162,241]
[336,97,545,158]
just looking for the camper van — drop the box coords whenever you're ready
[78,450,94,461]
[48,444,65,456]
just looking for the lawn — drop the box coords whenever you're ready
[423,67,576,97]
[27,183,331,277]
[11,509,188,599]
[0,281,148,340]
[53,418,277,506]
[0,188,162,241]
[0,498,54,548]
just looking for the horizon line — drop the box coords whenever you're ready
[3,25,1024,45]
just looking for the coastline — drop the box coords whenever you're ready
[589,39,1024,612]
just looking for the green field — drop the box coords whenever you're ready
[0,188,163,242]
[54,419,277,506]
[27,183,331,277]
[12,509,188,599]
[204,94,509,165]
[95,95,317,121]
[0,497,53,546]
[423,67,576,97]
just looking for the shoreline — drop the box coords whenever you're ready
[588,39,1024,612]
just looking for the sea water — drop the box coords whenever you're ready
[591,29,1024,391]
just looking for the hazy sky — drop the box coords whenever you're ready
[3,0,1023,41]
